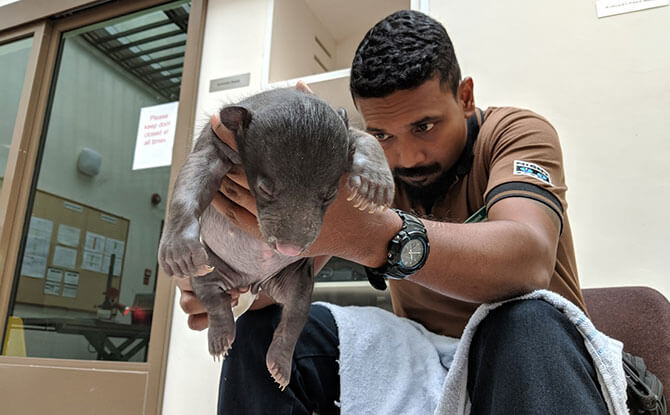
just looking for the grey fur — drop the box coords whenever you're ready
[158,88,394,389]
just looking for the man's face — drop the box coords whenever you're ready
[355,76,475,194]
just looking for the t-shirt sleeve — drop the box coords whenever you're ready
[482,108,567,233]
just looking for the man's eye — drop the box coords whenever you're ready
[373,132,390,141]
[416,122,435,133]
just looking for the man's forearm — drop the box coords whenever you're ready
[409,219,555,303]
[320,205,555,304]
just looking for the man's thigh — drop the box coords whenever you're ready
[219,303,340,415]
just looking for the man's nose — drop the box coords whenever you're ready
[395,137,426,168]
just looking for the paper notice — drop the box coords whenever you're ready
[46,268,63,282]
[64,271,79,285]
[44,281,61,296]
[104,238,125,258]
[84,232,106,253]
[102,254,123,276]
[132,101,179,170]
[20,255,48,279]
[53,245,77,269]
[62,284,78,298]
[57,224,81,247]
[596,0,668,17]
[81,250,103,272]
[20,216,53,279]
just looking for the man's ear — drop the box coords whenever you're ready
[458,77,475,118]
[336,107,349,129]
[219,106,252,135]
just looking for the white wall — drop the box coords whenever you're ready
[431,1,670,299]
[162,0,271,413]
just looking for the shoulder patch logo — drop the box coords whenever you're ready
[513,160,552,185]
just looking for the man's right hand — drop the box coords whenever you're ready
[176,277,275,331]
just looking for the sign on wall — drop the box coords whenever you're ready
[132,101,179,170]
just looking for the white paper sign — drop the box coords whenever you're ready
[102,254,123,276]
[46,268,63,282]
[57,224,81,247]
[132,101,179,170]
[104,238,125,258]
[81,250,103,272]
[596,0,668,17]
[62,285,78,298]
[20,217,53,279]
[44,281,61,296]
[64,271,79,285]
[84,232,106,253]
[53,245,77,269]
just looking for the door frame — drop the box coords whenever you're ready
[0,0,206,413]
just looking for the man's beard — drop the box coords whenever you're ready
[394,163,458,212]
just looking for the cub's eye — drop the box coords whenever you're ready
[256,180,274,200]
[323,188,338,204]
[415,122,435,133]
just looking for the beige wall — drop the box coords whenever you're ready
[431,1,670,299]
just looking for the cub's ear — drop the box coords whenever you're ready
[336,107,349,128]
[219,106,252,135]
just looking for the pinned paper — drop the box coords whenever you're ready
[81,250,103,272]
[132,101,179,170]
[20,217,53,279]
[596,0,668,17]
[53,246,77,269]
[85,232,106,253]
[57,224,81,247]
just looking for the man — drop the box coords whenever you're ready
[178,10,610,414]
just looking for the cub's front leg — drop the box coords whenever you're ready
[346,127,395,212]
[190,242,239,360]
[158,124,235,277]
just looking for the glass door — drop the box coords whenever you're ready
[2,0,189,362]
[0,36,33,193]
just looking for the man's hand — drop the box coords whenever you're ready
[176,276,276,331]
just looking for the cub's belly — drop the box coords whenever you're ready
[199,206,296,282]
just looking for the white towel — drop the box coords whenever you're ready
[316,289,628,415]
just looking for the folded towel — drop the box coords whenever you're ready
[317,289,627,415]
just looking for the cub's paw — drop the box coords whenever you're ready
[347,130,395,213]
[208,321,236,362]
[158,234,212,277]
[266,343,293,391]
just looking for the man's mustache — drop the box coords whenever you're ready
[394,163,441,178]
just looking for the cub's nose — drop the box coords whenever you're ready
[273,241,304,257]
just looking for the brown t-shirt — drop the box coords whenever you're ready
[389,106,586,338]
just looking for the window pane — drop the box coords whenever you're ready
[2,1,190,361]
[0,36,33,192]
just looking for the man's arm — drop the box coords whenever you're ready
[217,168,559,304]
[208,105,560,305]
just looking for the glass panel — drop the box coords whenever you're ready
[0,36,33,192]
[316,257,368,283]
[2,1,190,361]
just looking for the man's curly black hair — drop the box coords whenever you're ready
[350,10,461,99]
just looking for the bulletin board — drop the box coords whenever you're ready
[14,190,130,312]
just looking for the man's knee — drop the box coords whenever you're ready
[473,299,582,356]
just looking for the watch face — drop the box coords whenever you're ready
[400,238,425,269]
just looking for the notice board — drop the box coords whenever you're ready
[15,190,130,312]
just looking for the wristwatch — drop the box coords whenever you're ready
[365,209,430,290]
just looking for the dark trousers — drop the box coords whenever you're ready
[218,300,608,414]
